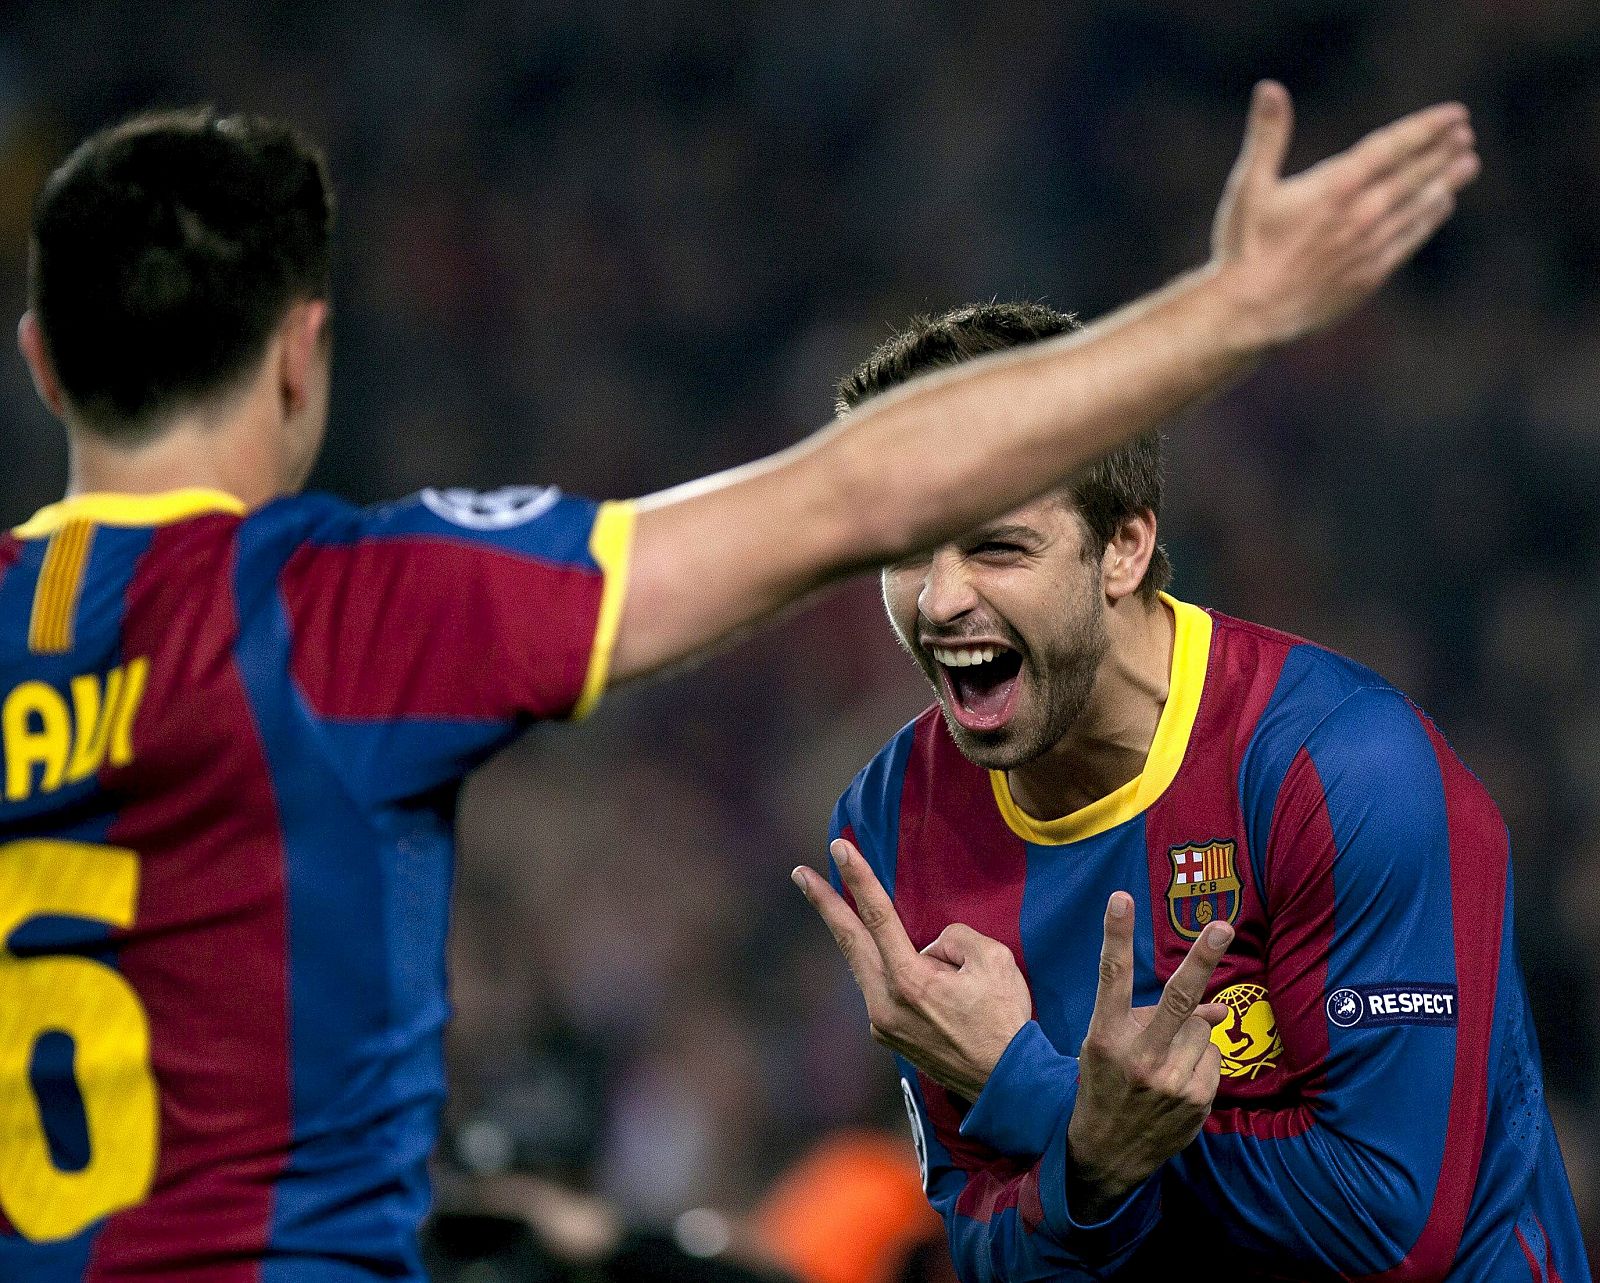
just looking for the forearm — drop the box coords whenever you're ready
[613,265,1257,684]
[607,90,1475,687]
[951,1028,1425,1278]
[939,1149,1160,1283]
[935,1027,1162,1280]
[1172,1114,1427,1273]
[817,262,1260,570]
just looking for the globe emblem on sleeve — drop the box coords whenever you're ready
[1209,983,1282,1080]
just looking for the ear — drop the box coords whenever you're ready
[18,312,67,420]
[277,299,329,414]
[1101,510,1158,603]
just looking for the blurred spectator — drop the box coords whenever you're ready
[750,1132,946,1283]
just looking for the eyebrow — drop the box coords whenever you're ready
[965,524,1042,546]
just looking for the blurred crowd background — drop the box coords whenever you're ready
[1,0,1597,1273]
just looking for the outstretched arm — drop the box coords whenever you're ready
[610,83,1478,687]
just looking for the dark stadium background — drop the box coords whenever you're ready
[1,0,1597,1270]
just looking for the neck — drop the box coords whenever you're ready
[64,380,288,511]
[1006,594,1175,821]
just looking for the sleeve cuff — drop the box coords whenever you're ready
[571,500,637,721]
[959,1020,1080,1158]
[1037,1122,1163,1264]
[963,1023,1160,1267]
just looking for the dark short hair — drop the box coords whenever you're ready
[30,107,334,439]
[836,300,1172,600]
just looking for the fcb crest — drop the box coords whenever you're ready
[1166,840,1241,940]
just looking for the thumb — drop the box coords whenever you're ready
[1235,80,1294,193]
[921,922,984,970]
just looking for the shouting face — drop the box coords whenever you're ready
[882,494,1110,771]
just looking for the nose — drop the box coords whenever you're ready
[918,547,980,628]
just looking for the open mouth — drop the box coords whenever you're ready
[929,642,1024,733]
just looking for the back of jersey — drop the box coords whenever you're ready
[0,484,630,1281]
[0,490,269,1277]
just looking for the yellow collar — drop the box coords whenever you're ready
[989,591,1213,845]
[12,489,247,539]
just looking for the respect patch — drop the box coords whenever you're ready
[1325,984,1458,1029]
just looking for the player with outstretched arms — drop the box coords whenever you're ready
[0,86,1474,1278]
[796,300,1585,1280]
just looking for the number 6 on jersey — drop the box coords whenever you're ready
[0,840,157,1241]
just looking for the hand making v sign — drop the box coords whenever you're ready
[792,839,1032,1102]
[794,844,1234,1220]
[1066,892,1234,1221]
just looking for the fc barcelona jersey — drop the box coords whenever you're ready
[0,485,632,1281]
[832,595,1588,1282]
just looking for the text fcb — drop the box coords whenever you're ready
[1166,839,1241,940]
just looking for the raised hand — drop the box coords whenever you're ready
[792,838,1032,1101]
[1208,80,1479,348]
[1065,891,1233,1222]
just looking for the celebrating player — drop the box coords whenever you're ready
[0,86,1475,1278]
[796,300,1587,1280]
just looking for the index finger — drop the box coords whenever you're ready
[829,838,920,975]
[791,863,890,1006]
[1321,101,1469,188]
[1135,920,1234,1053]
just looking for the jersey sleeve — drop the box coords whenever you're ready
[275,487,634,802]
[828,779,1160,1282]
[1168,685,1510,1277]
[897,1040,1163,1283]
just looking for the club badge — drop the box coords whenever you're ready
[1166,839,1242,940]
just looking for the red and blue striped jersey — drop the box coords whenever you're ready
[0,485,632,1281]
[832,595,1588,1282]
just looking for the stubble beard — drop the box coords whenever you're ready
[937,595,1110,773]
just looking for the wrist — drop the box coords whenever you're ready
[1064,1109,1143,1220]
[1189,259,1286,354]
[1035,1121,1163,1265]
[968,1014,1029,1093]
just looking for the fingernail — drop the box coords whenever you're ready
[830,840,850,868]
[1108,893,1129,920]
[790,867,810,897]
[1204,923,1231,947]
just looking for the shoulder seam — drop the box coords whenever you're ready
[239,514,392,826]
[275,605,393,827]
[1293,679,1400,748]
[1208,612,1301,643]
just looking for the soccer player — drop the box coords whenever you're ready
[796,301,1588,1281]
[0,85,1475,1279]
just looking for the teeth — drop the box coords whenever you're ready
[932,645,1002,667]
